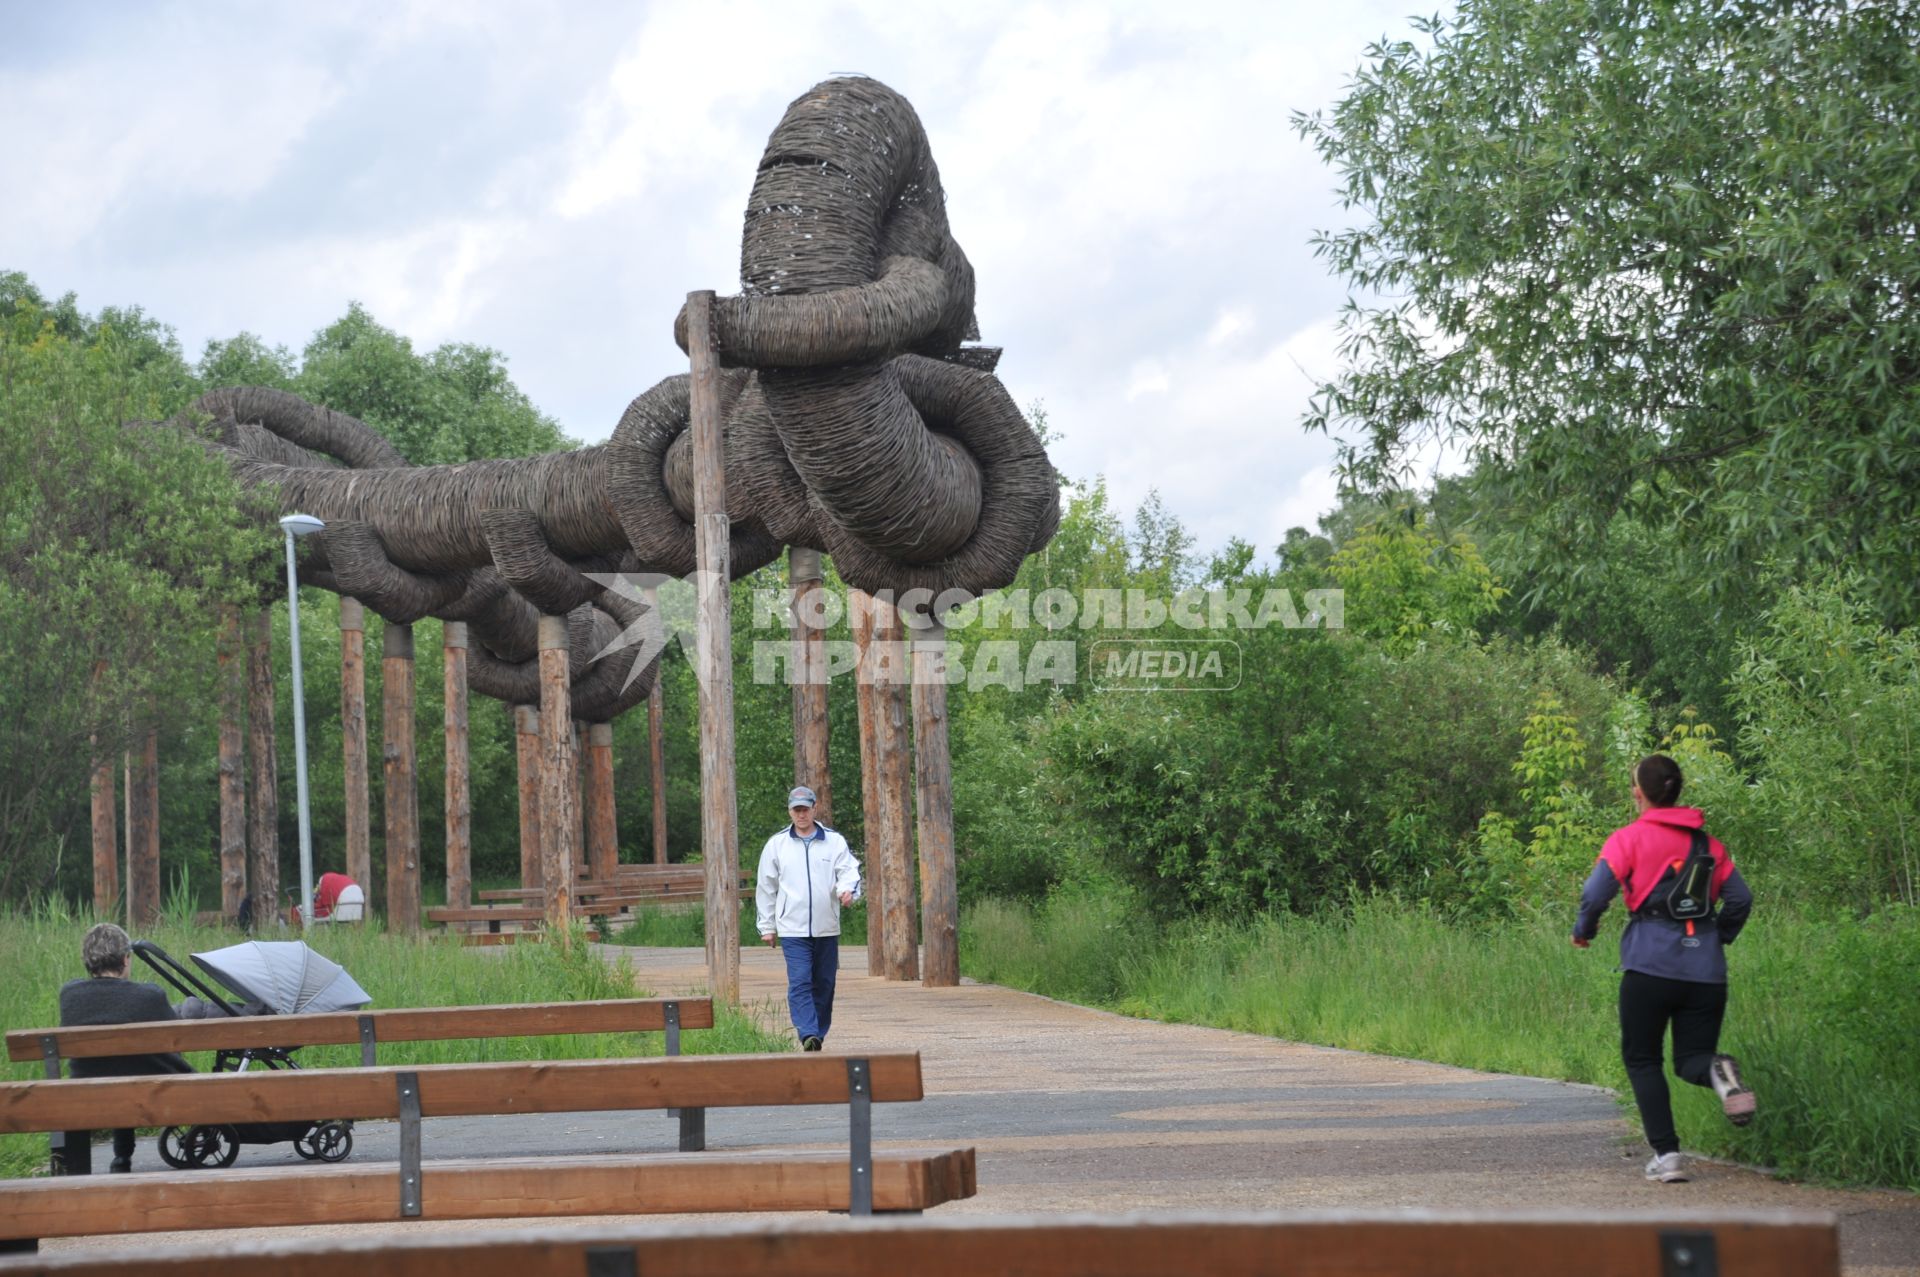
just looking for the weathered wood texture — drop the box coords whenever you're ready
[537,616,577,941]
[909,616,956,986]
[88,660,117,919]
[514,705,542,889]
[687,290,740,1004]
[443,621,471,910]
[126,725,160,928]
[0,1149,973,1242]
[586,722,620,882]
[383,622,420,934]
[215,617,247,921]
[647,585,669,865]
[789,546,832,824]
[339,598,373,893]
[0,1212,1841,1277]
[0,1053,925,1133]
[849,590,885,975]
[872,594,918,980]
[9,998,714,1063]
[246,607,280,926]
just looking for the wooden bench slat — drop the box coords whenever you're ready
[0,1211,1840,1275]
[0,1053,923,1133]
[6,999,714,1064]
[0,1148,975,1240]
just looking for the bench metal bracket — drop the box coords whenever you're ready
[584,1246,637,1277]
[847,1057,872,1216]
[663,1000,681,1056]
[39,1035,61,1079]
[1660,1231,1718,1277]
[358,1015,378,1068]
[396,1071,423,1218]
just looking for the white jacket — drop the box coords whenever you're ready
[755,823,862,938]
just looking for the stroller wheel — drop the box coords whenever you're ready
[303,1120,353,1163]
[159,1124,239,1169]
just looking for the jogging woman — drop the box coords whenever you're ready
[1572,754,1757,1183]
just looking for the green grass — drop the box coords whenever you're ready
[606,900,868,948]
[961,888,1920,1192]
[0,903,791,1178]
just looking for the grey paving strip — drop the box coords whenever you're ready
[62,944,1920,1275]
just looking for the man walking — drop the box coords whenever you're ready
[756,785,861,1051]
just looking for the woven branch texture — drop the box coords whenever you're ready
[184,76,1059,717]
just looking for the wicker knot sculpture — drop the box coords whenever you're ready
[185,76,1059,710]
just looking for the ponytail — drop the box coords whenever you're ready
[1635,754,1684,807]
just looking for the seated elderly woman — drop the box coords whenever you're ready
[56,922,203,1173]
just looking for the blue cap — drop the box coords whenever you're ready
[787,786,817,809]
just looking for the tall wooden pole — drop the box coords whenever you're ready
[789,546,832,824]
[216,615,248,923]
[89,745,118,918]
[127,725,161,928]
[586,723,619,882]
[873,594,919,980]
[515,705,543,888]
[246,609,280,929]
[443,621,472,910]
[383,623,421,935]
[572,723,590,883]
[89,661,118,918]
[537,614,579,944]
[908,613,958,986]
[122,750,132,927]
[646,585,668,866]
[688,290,740,1003]
[850,591,886,975]
[339,599,372,893]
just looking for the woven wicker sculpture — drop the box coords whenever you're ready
[191,75,1058,703]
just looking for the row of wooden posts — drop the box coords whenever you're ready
[83,291,963,999]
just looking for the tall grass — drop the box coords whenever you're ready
[962,888,1920,1192]
[0,910,790,1178]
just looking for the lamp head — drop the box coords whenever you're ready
[279,514,326,538]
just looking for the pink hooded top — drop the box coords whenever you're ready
[1575,806,1752,983]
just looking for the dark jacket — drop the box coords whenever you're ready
[57,977,192,1077]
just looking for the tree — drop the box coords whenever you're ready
[1297,0,1920,622]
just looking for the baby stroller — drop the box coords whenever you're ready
[132,938,371,1169]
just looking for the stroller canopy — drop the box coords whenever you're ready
[191,941,372,1015]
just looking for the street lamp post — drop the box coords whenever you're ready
[280,513,326,929]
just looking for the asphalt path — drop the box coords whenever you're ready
[69,943,1920,1273]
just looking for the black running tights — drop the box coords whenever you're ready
[1618,969,1727,1155]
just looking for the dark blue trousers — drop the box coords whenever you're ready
[780,936,839,1041]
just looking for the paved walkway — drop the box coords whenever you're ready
[58,943,1920,1273]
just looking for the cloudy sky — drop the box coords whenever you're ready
[4,0,1421,562]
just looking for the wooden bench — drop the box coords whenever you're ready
[6,998,713,1174]
[0,1210,1842,1275]
[0,1052,969,1249]
[428,890,750,936]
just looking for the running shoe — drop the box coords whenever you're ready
[1709,1053,1757,1126]
[1645,1151,1689,1183]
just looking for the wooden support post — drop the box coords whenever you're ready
[514,705,542,889]
[127,725,161,928]
[850,591,886,975]
[537,615,578,944]
[339,599,372,893]
[572,723,590,883]
[383,623,420,935]
[443,621,472,910]
[89,747,117,918]
[586,723,619,882]
[215,616,247,923]
[876,596,920,980]
[245,609,280,930]
[908,613,958,987]
[789,546,832,825]
[647,585,668,866]
[89,664,118,918]
[687,290,740,1003]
